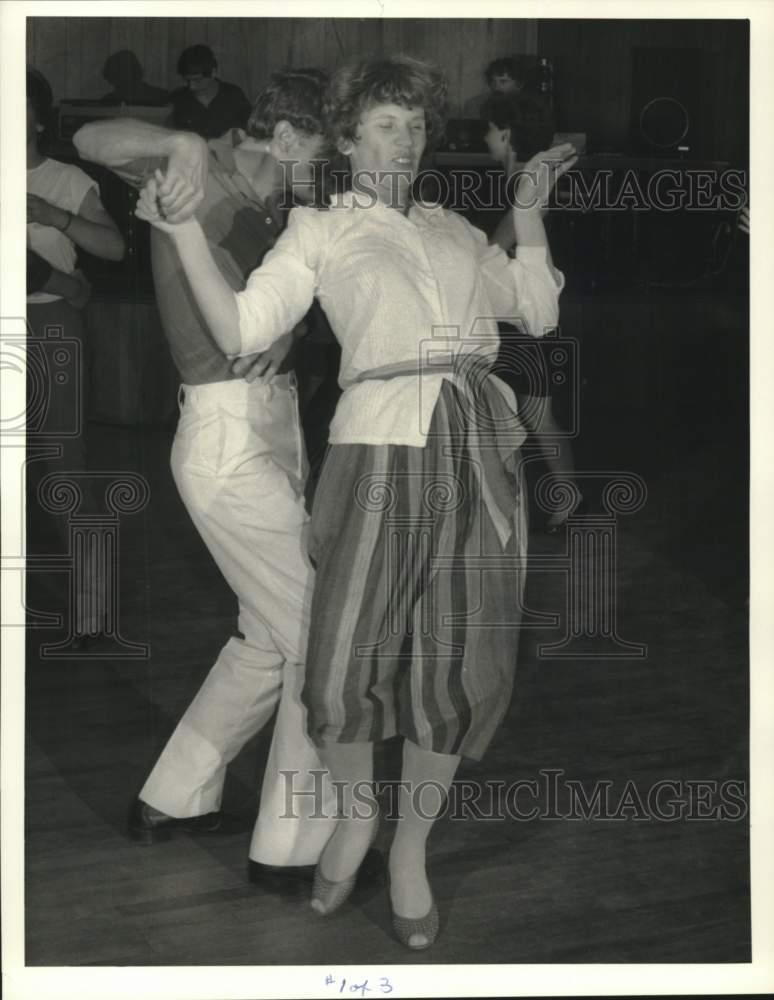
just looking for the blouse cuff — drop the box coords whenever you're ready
[515,244,565,293]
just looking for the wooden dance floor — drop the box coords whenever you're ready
[23,283,750,966]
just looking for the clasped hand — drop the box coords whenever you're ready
[134,127,209,228]
[135,170,194,233]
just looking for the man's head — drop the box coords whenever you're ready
[27,67,53,147]
[485,56,524,95]
[245,69,328,161]
[103,50,144,90]
[242,69,329,199]
[177,44,218,95]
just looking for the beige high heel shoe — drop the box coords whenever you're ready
[310,819,380,916]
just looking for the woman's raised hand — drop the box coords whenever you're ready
[515,143,578,211]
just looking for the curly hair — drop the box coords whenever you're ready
[325,55,448,151]
[480,91,555,160]
[246,68,329,141]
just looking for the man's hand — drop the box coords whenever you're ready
[515,143,578,212]
[27,193,69,229]
[155,132,209,223]
[135,173,198,237]
[230,331,295,385]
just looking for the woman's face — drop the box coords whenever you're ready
[344,102,427,205]
[484,121,510,166]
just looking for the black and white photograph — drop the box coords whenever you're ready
[1,2,773,998]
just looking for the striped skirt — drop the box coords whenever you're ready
[301,378,527,761]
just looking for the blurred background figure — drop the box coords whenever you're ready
[100,49,169,105]
[27,66,125,633]
[170,43,252,138]
[462,53,528,117]
[486,54,526,94]
[482,90,582,531]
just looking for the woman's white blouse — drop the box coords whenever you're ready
[236,192,564,447]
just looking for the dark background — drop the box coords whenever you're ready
[28,16,748,162]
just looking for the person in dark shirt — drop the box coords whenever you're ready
[100,50,170,106]
[170,43,252,139]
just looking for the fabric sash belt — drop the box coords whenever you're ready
[350,356,526,547]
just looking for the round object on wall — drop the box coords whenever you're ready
[639,96,689,148]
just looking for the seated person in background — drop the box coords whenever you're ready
[27,67,125,630]
[100,49,170,106]
[462,54,527,117]
[482,90,582,531]
[170,44,252,138]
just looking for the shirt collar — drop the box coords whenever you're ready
[209,135,275,211]
[328,190,444,218]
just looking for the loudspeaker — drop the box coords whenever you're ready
[630,46,716,158]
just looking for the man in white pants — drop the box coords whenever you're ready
[74,71,338,874]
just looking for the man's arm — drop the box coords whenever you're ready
[27,187,125,262]
[74,119,209,223]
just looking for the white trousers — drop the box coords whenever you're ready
[139,376,336,865]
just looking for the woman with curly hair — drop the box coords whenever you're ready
[136,54,575,949]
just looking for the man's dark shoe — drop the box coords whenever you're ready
[248,848,385,893]
[247,860,316,892]
[127,798,225,845]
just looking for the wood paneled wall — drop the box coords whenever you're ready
[26,17,538,114]
[537,19,749,164]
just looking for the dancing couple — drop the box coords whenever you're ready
[83,54,573,950]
